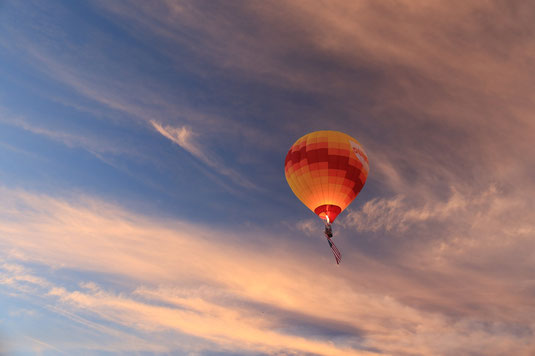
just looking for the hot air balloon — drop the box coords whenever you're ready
[285,130,369,264]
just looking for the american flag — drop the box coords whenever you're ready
[327,237,342,265]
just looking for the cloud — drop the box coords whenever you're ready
[48,283,373,356]
[1,187,535,355]
[2,2,535,355]
[294,219,317,236]
[90,0,535,199]
[0,115,125,156]
[342,186,485,233]
[150,120,211,166]
[150,120,258,190]
[24,336,66,355]
[0,7,278,193]
[0,5,281,151]
[0,188,374,355]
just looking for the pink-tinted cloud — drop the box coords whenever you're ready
[93,0,535,193]
[1,186,535,355]
[2,1,535,355]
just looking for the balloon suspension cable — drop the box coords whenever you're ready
[324,216,341,265]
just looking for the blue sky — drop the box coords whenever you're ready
[1,1,535,355]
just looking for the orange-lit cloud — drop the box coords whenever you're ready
[0,188,376,355]
[1,1,535,355]
[1,186,535,355]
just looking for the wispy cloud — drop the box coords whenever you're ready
[92,0,535,197]
[342,186,485,233]
[24,336,66,355]
[1,187,535,355]
[0,10,276,192]
[0,188,374,355]
[0,115,125,156]
[151,120,258,190]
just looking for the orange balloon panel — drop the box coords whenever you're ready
[285,130,369,223]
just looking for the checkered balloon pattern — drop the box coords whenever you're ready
[285,130,369,223]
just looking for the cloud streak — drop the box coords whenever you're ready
[1,186,535,355]
[0,188,375,355]
[151,120,258,190]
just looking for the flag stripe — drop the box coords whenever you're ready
[327,237,342,264]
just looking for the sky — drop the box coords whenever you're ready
[0,1,535,355]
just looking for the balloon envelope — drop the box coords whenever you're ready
[285,130,369,222]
